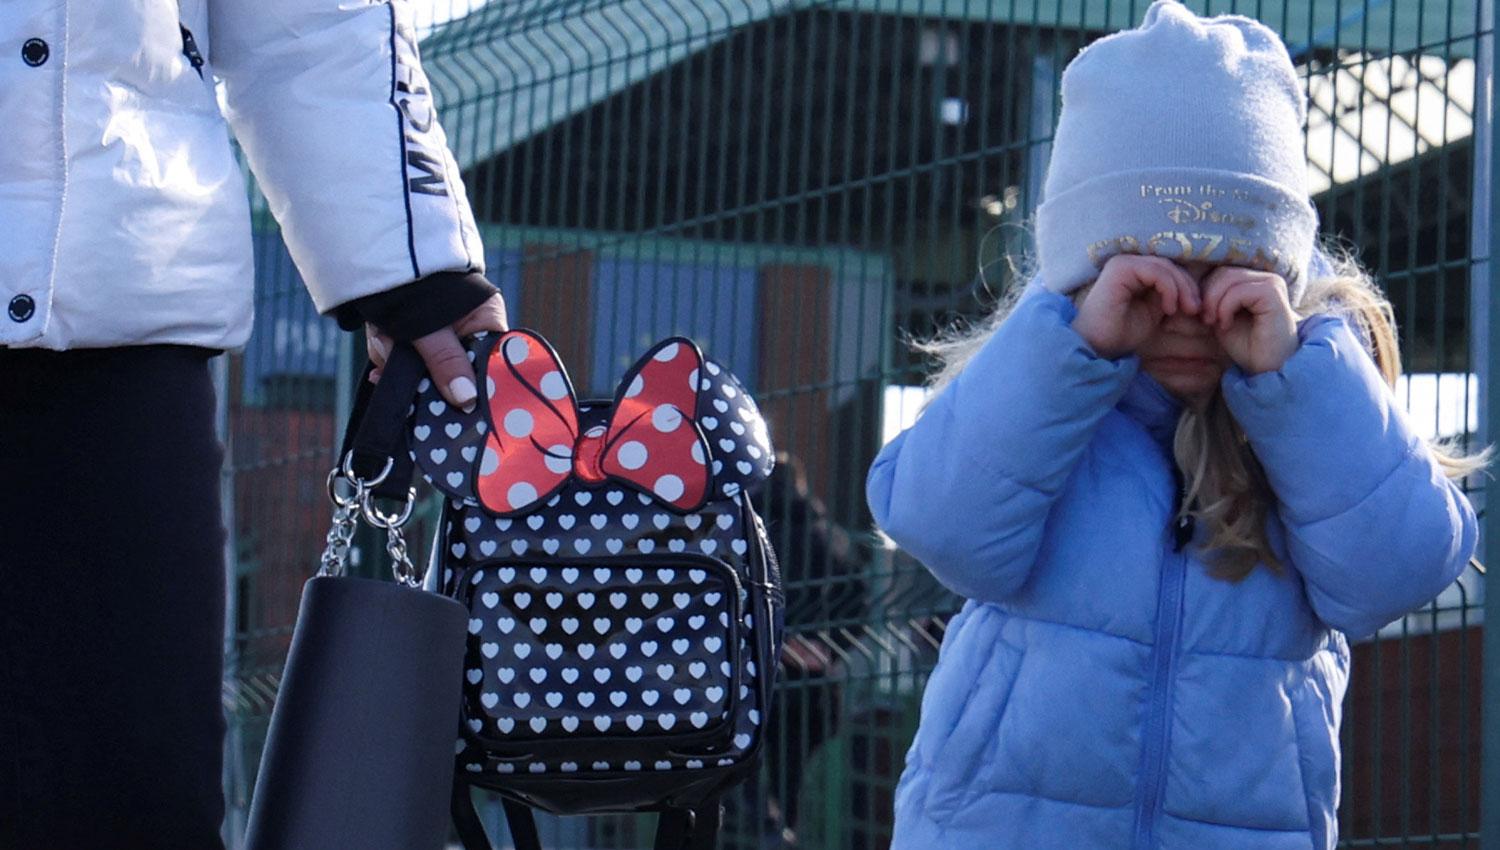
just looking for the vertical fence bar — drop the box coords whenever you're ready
[1481,0,1500,844]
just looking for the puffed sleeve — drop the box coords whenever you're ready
[1222,314,1479,639]
[867,283,1140,602]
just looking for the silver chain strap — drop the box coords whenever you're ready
[361,483,419,587]
[383,525,419,586]
[317,454,421,586]
[317,468,363,578]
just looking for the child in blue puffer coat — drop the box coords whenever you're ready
[866,3,1487,848]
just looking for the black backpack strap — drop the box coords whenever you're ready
[502,797,544,850]
[691,800,723,850]
[451,780,494,850]
[654,800,721,850]
[451,781,545,850]
[654,809,692,850]
[337,342,425,501]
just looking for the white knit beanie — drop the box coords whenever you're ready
[1034,0,1320,305]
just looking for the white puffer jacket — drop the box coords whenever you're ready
[1,0,485,350]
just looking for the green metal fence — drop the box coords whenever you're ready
[222,1,1496,846]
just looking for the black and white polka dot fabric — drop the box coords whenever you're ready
[407,330,784,783]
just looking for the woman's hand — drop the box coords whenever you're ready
[364,292,509,412]
[1071,255,1202,359]
[1200,266,1299,375]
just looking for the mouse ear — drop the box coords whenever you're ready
[694,358,774,500]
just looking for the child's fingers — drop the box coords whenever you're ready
[1150,270,1178,317]
[1169,260,1201,315]
[1200,266,1243,330]
[1214,278,1265,330]
[1138,255,1204,316]
[1116,257,1179,316]
[1138,255,1199,314]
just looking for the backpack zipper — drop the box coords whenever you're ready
[1132,466,1194,849]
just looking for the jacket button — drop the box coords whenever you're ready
[22,38,48,67]
[8,294,35,322]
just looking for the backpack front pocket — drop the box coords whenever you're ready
[458,554,745,760]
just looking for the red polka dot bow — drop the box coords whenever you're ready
[475,330,713,517]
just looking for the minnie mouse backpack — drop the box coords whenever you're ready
[404,329,785,850]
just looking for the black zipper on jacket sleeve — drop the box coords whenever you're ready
[180,25,205,78]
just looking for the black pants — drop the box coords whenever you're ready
[0,346,228,850]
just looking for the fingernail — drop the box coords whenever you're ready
[368,337,388,361]
[449,376,478,409]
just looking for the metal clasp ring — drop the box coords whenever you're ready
[326,468,361,508]
[339,452,394,491]
[360,487,416,530]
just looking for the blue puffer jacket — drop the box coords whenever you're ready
[866,281,1478,849]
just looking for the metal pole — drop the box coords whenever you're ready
[1024,49,1056,217]
[212,353,246,850]
[1477,0,1500,841]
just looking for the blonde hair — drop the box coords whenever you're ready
[918,240,1492,582]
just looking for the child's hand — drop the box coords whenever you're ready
[1071,255,1201,359]
[1200,267,1299,375]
